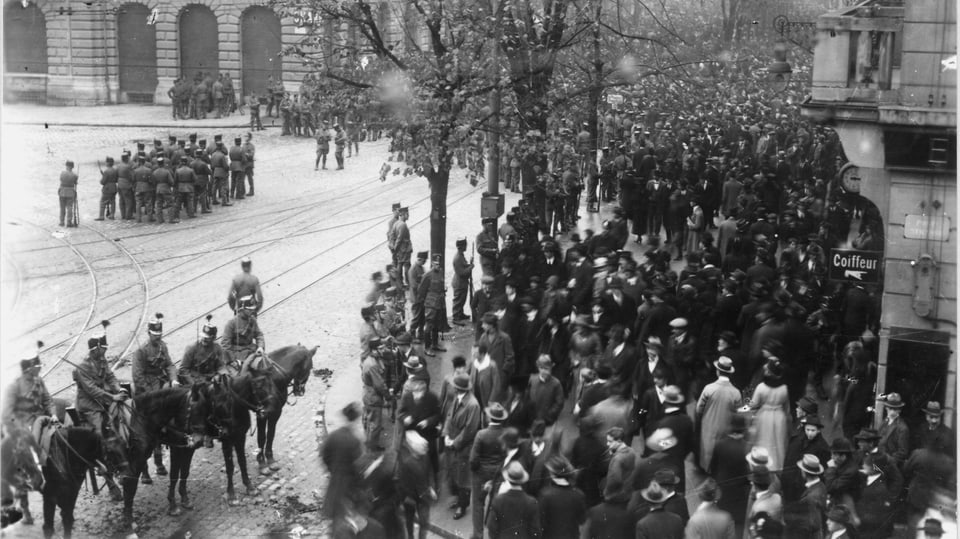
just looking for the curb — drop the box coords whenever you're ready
[4,121,258,129]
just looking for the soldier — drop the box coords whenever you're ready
[148,139,163,167]
[164,135,178,162]
[291,94,302,137]
[229,137,246,200]
[300,98,315,137]
[280,93,293,136]
[418,254,447,357]
[167,79,179,119]
[178,315,226,387]
[221,295,266,372]
[451,237,474,324]
[393,206,413,287]
[132,313,177,482]
[191,149,212,214]
[58,160,78,227]
[315,125,331,170]
[265,75,279,117]
[361,336,392,451]
[211,138,232,206]
[153,156,177,223]
[73,328,125,501]
[133,155,155,222]
[222,72,236,115]
[333,124,347,169]
[116,150,134,220]
[227,257,264,315]
[408,251,428,342]
[96,156,119,221]
[476,218,499,277]
[185,133,198,156]
[211,74,224,118]
[387,202,401,257]
[172,140,187,169]
[174,156,196,219]
[242,132,256,197]
[192,78,208,120]
[248,93,263,131]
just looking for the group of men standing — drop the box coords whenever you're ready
[168,72,239,120]
[67,132,257,226]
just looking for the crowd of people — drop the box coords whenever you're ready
[320,55,956,539]
[57,132,258,227]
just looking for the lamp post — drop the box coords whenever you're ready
[767,38,793,93]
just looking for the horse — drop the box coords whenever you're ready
[0,424,44,528]
[108,386,207,531]
[204,369,283,503]
[254,345,317,475]
[39,424,106,539]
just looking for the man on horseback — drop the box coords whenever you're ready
[221,295,266,372]
[131,313,178,482]
[73,331,126,502]
[178,315,226,386]
[227,257,263,315]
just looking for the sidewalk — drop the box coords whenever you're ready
[2,103,265,128]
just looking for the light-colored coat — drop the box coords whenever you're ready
[696,376,742,470]
[685,501,737,539]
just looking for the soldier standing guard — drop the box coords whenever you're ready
[242,132,256,197]
[315,126,330,171]
[191,149,212,214]
[131,313,178,483]
[419,254,448,357]
[116,151,135,220]
[248,94,263,131]
[451,237,474,324]
[133,155,154,222]
[387,202,401,262]
[476,218,499,277]
[393,206,413,287]
[174,156,196,220]
[221,296,266,372]
[408,251,428,343]
[58,160,78,228]
[96,157,118,221]
[152,156,177,224]
[333,124,347,169]
[229,137,246,200]
[211,137,232,207]
[227,257,264,315]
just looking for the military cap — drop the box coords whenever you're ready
[391,202,401,210]
[156,156,165,163]
[147,312,164,335]
[399,206,409,213]
[188,133,197,141]
[431,254,441,264]
[455,236,467,245]
[234,137,242,144]
[168,135,177,142]
[195,149,204,157]
[481,275,495,284]
[121,149,131,156]
[360,306,376,318]
[241,257,252,265]
[214,134,223,142]
[201,314,218,339]
[482,217,496,226]
[178,140,186,147]
[153,139,162,146]
[136,142,146,150]
[65,160,75,167]
[416,251,428,260]
[180,156,189,163]
[367,336,382,349]
[105,156,114,164]
[199,139,207,146]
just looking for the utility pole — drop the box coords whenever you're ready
[482,0,504,229]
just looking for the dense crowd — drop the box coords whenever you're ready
[318,51,957,539]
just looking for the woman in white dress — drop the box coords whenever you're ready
[745,359,790,471]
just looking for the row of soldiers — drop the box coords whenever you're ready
[80,132,257,225]
[167,72,239,120]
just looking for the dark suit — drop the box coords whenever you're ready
[321,425,363,519]
[569,260,594,312]
[653,409,694,490]
[635,506,684,539]
[539,255,566,284]
[469,424,506,537]
[628,490,689,525]
[537,483,587,539]
[635,386,665,435]
[782,431,830,502]
[783,480,826,539]
[856,474,893,539]
[878,417,910,466]
[601,290,638,329]
[584,500,633,539]
[684,502,737,539]
[710,435,750,527]
[487,488,541,539]
[516,315,545,376]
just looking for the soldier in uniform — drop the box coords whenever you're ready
[265,75,279,117]
[361,336,392,451]
[222,295,266,372]
[451,237,474,324]
[132,313,177,481]
[393,206,413,287]
[228,137,246,200]
[387,202,401,259]
[418,254,447,357]
[242,132,256,197]
[174,156,196,220]
[152,156,177,224]
[178,315,226,387]
[248,93,263,131]
[228,257,264,315]
[192,78,208,120]
[149,139,164,167]
[315,125,330,170]
[73,329,125,501]
[212,75,224,118]
[476,218,499,277]
[96,156,118,221]
[133,154,155,223]
[191,149,212,214]
[116,150,135,220]
[211,138,232,206]
[408,251,428,342]
[280,93,293,136]
[334,124,347,169]
[58,160,78,227]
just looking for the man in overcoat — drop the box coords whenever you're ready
[442,373,481,520]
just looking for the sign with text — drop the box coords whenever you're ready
[829,249,882,283]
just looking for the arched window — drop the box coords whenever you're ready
[240,6,281,97]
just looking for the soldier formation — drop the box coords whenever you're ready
[168,72,240,121]
[62,131,257,226]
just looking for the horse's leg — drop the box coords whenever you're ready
[222,440,237,503]
[256,415,269,474]
[234,435,256,496]
[122,464,140,529]
[60,484,80,539]
[41,487,56,539]
[166,448,181,516]
[267,414,281,470]
[17,491,32,525]
[179,448,196,510]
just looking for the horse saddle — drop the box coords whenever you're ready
[31,416,60,464]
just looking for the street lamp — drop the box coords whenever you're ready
[767,38,793,93]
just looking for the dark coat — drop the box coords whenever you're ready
[584,501,633,539]
[321,425,363,519]
[628,490,689,525]
[487,488,541,539]
[636,386,666,433]
[782,431,830,502]
[856,475,893,539]
[470,424,506,480]
[653,409,694,489]
[396,390,442,442]
[635,507,684,539]
[537,483,587,539]
[783,480,826,539]
[572,434,608,508]
[710,435,751,524]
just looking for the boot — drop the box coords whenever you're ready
[168,208,179,224]
[136,206,143,223]
[156,206,165,224]
[95,206,105,221]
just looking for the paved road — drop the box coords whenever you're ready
[1,111,481,538]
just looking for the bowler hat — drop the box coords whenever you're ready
[923,401,945,416]
[717,331,739,346]
[728,414,748,434]
[797,396,819,416]
[830,437,855,454]
[921,518,945,536]
[826,504,852,525]
[854,428,881,442]
[503,461,529,484]
[797,454,824,475]
[662,385,684,405]
[481,275,495,285]
[653,469,680,486]
[452,373,471,391]
[403,356,424,371]
[750,466,772,487]
[746,447,771,468]
[714,356,735,374]
[640,482,668,503]
[499,427,520,449]
[645,428,678,453]
[545,455,575,481]
[881,393,905,409]
[485,402,508,422]
[800,415,823,428]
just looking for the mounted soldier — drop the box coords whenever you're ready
[178,315,226,387]
[221,295,266,373]
[131,313,177,483]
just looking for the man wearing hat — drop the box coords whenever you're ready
[651,385,693,489]
[190,148,213,214]
[222,296,266,369]
[824,505,853,538]
[133,154,155,222]
[783,414,830,503]
[418,254,448,356]
[470,276,496,343]
[855,460,894,539]
[387,202,401,256]
[178,315,226,387]
[2,342,57,431]
[685,477,736,539]
[584,468,635,538]
[392,207,413,287]
[58,160,79,227]
[398,377,441,485]
[917,400,954,455]
[476,218,499,277]
[852,428,903,501]
[451,237,474,324]
[173,155,196,220]
[132,313,177,479]
[228,136,246,200]
[95,156,119,221]
[73,328,125,501]
[537,455,587,539]
[877,392,910,466]
[321,402,363,522]
[407,251,428,341]
[634,481,684,539]
[361,338,392,451]
[210,138,231,206]
[783,454,827,539]
[478,312,515,390]
[116,151,135,220]
[242,132,256,197]
[824,438,860,527]
[468,402,508,537]
[527,355,564,428]
[486,461,540,539]
[442,372,481,520]
[152,155,176,224]
[628,468,688,524]
[920,518,947,539]
[695,355,742,471]
[228,257,264,316]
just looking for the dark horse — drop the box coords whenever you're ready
[110,386,207,530]
[0,424,44,528]
[205,369,283,503]
[39,425,106,539]
[255,345,317,474]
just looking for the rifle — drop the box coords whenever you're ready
[468,242,475,314]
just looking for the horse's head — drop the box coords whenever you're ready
[290,346,317,397]
[194,376,237,438]
[0,425,44,496]
[247,371,282,417]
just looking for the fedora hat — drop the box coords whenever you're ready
[746,447,771,468]
[662,385,684,405]
[653,469,680,486]
[485,402,508,422]
[826,504,852,525]
[395,332,413,345]
[921,518,945,536]
[853,428,881,442]
[750,465,772,487]
[714,356,735,374]
[797,395,819,416]
[403,356,424,371]
[797,454,824,475]
[830,437,855,454]
[923,401,945,416]
[452,373,471,391]
[545,455,575,484]
[640,482,669,503]
[502,461,529,485]
[669,317,688,329]
[645,428,678,453]
[881,392,905,409]
[800,415,823,428]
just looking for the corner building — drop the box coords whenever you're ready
[802,0,956,429]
